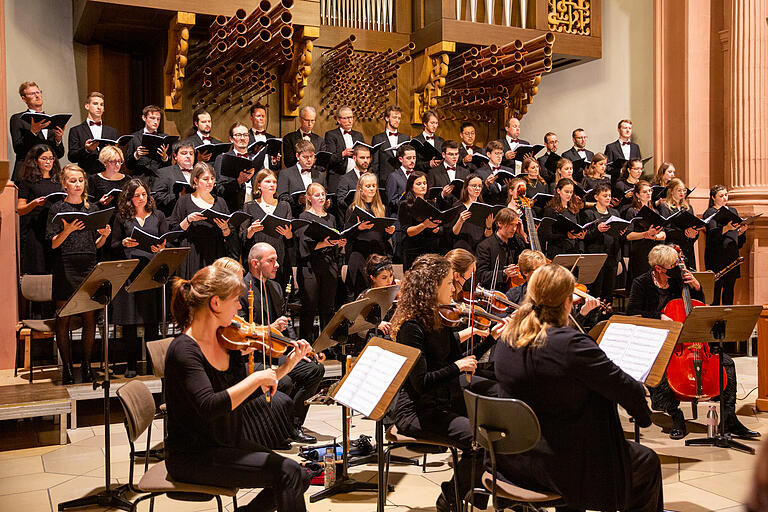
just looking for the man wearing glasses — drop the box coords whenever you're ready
[213,122,257,212]
[561,128,595,183]
[10,81,65,181]
[324,105,364,197]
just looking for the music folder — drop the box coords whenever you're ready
[219,153,256,179]
[248,137,282,156]
[200,208,252,229]
[129,227,184,253]
[21,112,72,130]
[93,135,134,147]
[303,220,360,241]
[172,180,194,196]
[466,202,504,227]
[513,144,544,161]
[258,214,309,238]
[410,197,462,224]
[349,206,396,232]
[194,142,231,162]
[141,133,179,160]
[52,207,115,231]
[409,138,442,161]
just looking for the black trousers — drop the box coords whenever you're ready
[649,354,737,414]
[167,445,310,512]
[276,358,324,427]
[298,266,338,341]
[712,273,738,305]
[589,258,618,304]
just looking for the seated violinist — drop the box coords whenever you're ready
[475,208,527,293]
[626,244,758,440]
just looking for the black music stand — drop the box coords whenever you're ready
[125,247,190,337]
[680,305,762,454]
[57,259,139,512]
[552,253,607,285]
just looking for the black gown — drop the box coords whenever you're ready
[703,206,745,305]
[168,194,237,279]
[88,173,131,208]
[18,177,60,275]
[624,206,660,290]
[344,203,392,299]
[398,200,441,270]
[451,203,488,252]
[241,200,293,288]
[658,203,698,269]
[581,206,622,301]
[539,205,583,259]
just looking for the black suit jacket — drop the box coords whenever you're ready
[475,233,526,292]
[458,143,484,173]
[537,151,560,183]
[276,164,327,215]
[240,273,297,339]
[152,164,192,217]
[212,150,256,213]
[10,111,65,181]
[427,163,468,209]
[124,129,171,186]
[186,133,223,148]
[385,168,409,217]
[282,130,326,169]
[561,147,594,183]
[68,121,119,176]
[604,140,641,182]
[498,137,530,168]
[336,170,363,213]
[324,127,364,194]
[247,130,279,170]
[371,131,410,185]
[412,132,445,173]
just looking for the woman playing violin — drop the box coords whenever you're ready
[165,264,312,512]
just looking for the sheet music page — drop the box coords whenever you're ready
[333,346,407,417]
[599,323,669,382]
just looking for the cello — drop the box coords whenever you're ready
[663,246,724,400]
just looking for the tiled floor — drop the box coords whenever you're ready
[0,356,764,512]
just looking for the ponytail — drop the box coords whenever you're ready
[171,278,195,331]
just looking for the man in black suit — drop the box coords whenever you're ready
[277,139,327,216]
[10,81,65,181]
[336,145,372,214]
[386,144,417,262]
[370,105,409,185]
[185,107,222,163]
[498,116,532,170]
[475,140,515,205]
[413,109,444,173]
[475,208,527,292]
[282,105,326,169]
[247,103,281,171]
[537,132,560,184]
[212,122,256,212]
[561,128,594,183]
[427,140,468,209]
[68,91,119,175]
[604,119,642,182]
[124,105,171,187]
[241,242,324,445]
[458,121,484,173]
[152,140,196,217]
[324,105,364,196]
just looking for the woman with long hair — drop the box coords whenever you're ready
[548,158,575,194]
[658,177,699,268]
[614,158,644,215]
[451,174,493,252]
[495,263,662,512]
[46,164,111,384]
[652,162,676,187]
[17,144,61,275]
[539,178,585,259]
[111,178,165,377]
[581,152,611,192]
[703,185,747,305]
[398,171,441,269]
[520,157,548,198]
[624,180,666,289]
[165,265,311,511]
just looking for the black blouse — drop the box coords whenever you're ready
[297,210,341,271]
[581,206,622,258]
[46,201,102,256]
[88,173,131,209]
[451,203,489,252]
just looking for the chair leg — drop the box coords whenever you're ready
[691,399,698,420]
[422,453,427,472]
[383,446,394,496]
[449,447,461,512]
[215,495,223,512]
[232,494,238,509]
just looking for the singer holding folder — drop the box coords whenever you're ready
[46,164,111,384]
[398,171,441,270]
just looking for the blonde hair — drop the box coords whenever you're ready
[60,164,90,208]
[663,178,690,210]
[304,182,326,211]
[350,173,385,217]
[501,264,573,348]
[648,244,678,268]
[98,145,124,165]
[517,249,547,278]
[212,257,245,276]
[171,265,246,331]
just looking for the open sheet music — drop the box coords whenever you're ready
[598,323,669,382]
[333,346,407,417]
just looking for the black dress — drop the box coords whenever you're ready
[523,178,548,199]
[344,203,392,299]
[613,179,636,216]
[539,206,583,259]
[451,203,488,252]
[581,175,611,192]
[398,200,441,270]
[168,194,237,279]
[17,177,60,274]
[624,206,660,289]
[581,206,622,301]
[658,203,698,269]
[703,206,745,305]
[45,201,102,301]
[88,173,130,208]
[241,200,293,288]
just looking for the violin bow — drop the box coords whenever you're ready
[488,256,500,312]
[467,270,476,384]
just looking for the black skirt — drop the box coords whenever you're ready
[54,253,96,302]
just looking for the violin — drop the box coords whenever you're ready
[461,285,520,315]
[439,302,505,330]
[216,315,318,361]
[572,283,613,313]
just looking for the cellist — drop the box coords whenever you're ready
[626,244,758,440]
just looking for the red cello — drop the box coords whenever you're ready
[663,246,724,400]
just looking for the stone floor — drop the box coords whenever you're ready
[0,356,765,512]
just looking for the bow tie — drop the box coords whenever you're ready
[388,132,398,137]
[89,120,101,127]
[301,132,312,139]
[202,135,211,141]
[509,139,519,143]
[236,152,248,158]
[621,141,631,146]
[446,166,456,171]
[491,166,500,172]
[253,131,265,136]
[148,131,157,135]
[425,135,434,140]
[300,168,312,175]
[343,130,352,136]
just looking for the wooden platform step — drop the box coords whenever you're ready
[0,383,71,444]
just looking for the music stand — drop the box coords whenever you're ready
[361,283,400,316]
[57,259,139,512]
[313,297,374,353]
[680,305,762,454]
[552,253,607,285]
[125,247,190,337]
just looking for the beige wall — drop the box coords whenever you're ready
[5,0,83,166]
[520,0,653,163]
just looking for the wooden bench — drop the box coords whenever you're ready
[0,383,71,444]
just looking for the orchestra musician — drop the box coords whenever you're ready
[475,208,526,292]
[703,185,748,305]
[68,92,118,175]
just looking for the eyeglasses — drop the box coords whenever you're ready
[232,133,249,139]
[109,160,124,165]
[25,90,42,97]
[468,183,483,189]
[39,156,55,162]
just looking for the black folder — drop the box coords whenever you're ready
[667,209,706,230]
[314,151,333,171]
[411,197,462,224]
[466,202,505,227]
[21,112,72,130]
[704,206,762,227]
[219,153,256,179]
[141,133,179,161]
[513,144,544,161]
[409,139,443,161]
[350,206,397,231]
[43,191,67,204]
[303,220,360,241]
[200,208,252,229]
[172,181,194,196]
[93,135,134,147]
[258,214,309,238]
[248,137,282,156]
[194,143,232,162]
[52,207,115,230]
[130,227,184,253]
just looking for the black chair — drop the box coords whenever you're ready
[463,389,563,511]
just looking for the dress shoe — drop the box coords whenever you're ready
[435,492,451,512]
[80,362,93,383]
[124,369,137,379]
[669,409,687,440]
[62,364,75,385]
[291,427,317,444]
[725,414,761,439]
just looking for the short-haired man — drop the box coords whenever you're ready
[604,119,641,182]
[152,140,196,217]
[125,105,171,187]
[537,132,559,183]
[370,105,409,185]
[186,107,222,162]
[475,140,515,205]
[475,207,527,292]
[336,145,372,213]
[282,106,326,168]
[324,105,364,196]
[241,242,324,445]
[497,117,532,170]
[277,139,327,216]
[413,109,444,173]
[386,144,417,262]
[458,122,484,173]
[247,103,281,170]
[561,128,594,183]
[427,140,468,208]
[213,122,257,212]
[68,91,119,175]
[10,81,65,181]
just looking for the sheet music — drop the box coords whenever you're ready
[333,346,407,417]
[599,323,669,382]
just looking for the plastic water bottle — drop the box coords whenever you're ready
[323,447,336,488]
[707,405,718,438]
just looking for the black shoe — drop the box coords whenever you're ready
[80,363,93,383]
[124,369,137,379]
[725,414,761,439]
[669,409,687,440]
[291,427,317,444]
[436,493,451,512]
[62,364,75,385]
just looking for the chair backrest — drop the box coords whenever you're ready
[146,337,173,378]
[464,389,540,455]
[116,380,156,443]
[20,274,53,303]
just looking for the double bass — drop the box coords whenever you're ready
[663,246,724,400]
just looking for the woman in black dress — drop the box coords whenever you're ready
[652,162,676,207]
[241,169,293,288]
[547,158,574,194]
[520,157,548,199]
[581,182,624,301]
[703,185,748,305]
[539,178,585,259]
[495,263,662,512]
[345,173,395,298]
[46,165,112,384]
[613,158,644,216]
[658,177,699,268]
[17,144,61,275]
[169,162,237,279]
[398,171,441,270]
[89,145,130,209]
[297,182,347,340]
[581,152,611,199]
[111,178,165,377]
[624,180,666,290]
[165,264,312,511]
[451,174,493,252]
